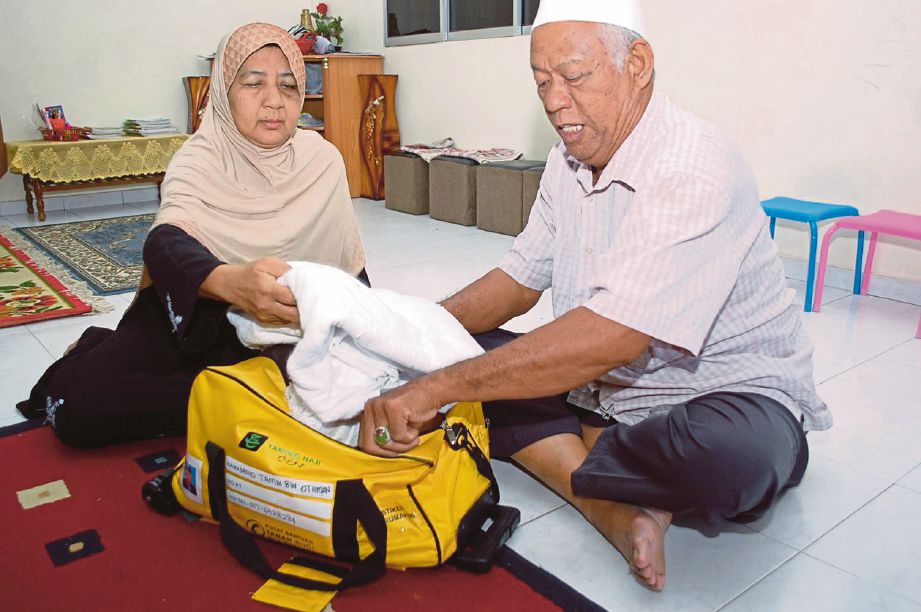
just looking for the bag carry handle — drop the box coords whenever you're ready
[443,419,499,502]
[205,442,387,592]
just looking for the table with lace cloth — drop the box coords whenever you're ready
[5,134,189,221]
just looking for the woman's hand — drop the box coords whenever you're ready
[200,258,299,325]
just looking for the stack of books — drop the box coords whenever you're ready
[123,117,180,136]
[84,127,124,140]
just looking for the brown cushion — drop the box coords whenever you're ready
[384,153,429,215]
[521,164,545,229]
[476,160,544,236]
[429,157,478,226]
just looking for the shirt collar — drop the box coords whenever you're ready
[567,90,665,194]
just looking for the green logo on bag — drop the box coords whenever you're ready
[239,432,269,451]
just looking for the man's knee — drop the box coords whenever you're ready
[668,399,801,517]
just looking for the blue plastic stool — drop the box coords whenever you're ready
[761,197,863,312]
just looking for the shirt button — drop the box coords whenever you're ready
[586,248,594,255]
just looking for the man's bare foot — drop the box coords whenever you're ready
[626,507,671,591]
[510,435,671,590]
[584,501,671,591]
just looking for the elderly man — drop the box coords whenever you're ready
[359,0,828,591]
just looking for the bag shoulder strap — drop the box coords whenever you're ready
[205,442,387,592]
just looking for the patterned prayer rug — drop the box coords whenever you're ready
[0,231,96,328]
[15,214,154,295]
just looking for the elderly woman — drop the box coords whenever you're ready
[19,23,366,448]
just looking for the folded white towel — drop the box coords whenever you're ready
[227,262,484,444]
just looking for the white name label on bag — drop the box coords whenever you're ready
[227,490,332,537]
[226,474,333,520]
[226,457,334,499]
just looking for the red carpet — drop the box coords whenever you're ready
[0,422,600,611]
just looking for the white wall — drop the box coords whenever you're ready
[3,0,920,282]
[333,1,558,165]
[337,0,921,283]
[0,0,308,203]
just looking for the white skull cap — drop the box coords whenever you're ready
[531,0,645,36]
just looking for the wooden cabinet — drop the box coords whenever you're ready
[302,54,383,197]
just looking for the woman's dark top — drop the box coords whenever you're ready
[22,223,368,448]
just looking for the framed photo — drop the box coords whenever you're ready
[38,104,67,128]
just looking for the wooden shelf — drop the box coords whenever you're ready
[301,54,383,197]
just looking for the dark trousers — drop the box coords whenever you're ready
[21,288,256,448]
[474,329,809,529]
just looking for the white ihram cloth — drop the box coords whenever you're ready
[227,261,484,445]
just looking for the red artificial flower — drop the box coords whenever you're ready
[316,3,328,15]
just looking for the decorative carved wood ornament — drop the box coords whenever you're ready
[0,114,7,178]
[184,76,212,134]
[357,75,400,200]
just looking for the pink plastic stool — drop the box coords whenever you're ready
[812,209,921,338]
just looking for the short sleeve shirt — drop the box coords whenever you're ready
[499,92,830,431]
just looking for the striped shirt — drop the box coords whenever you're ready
[499,92,830,431]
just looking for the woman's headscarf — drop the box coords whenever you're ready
[152,22,365,275]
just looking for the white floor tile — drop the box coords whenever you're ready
[899,465,921,495]
[746,455,890,550]
[1,209,87,228]
[490,460,566,525]
[805,295,921,382]
[26,300,128,358]
[70,203,138,220]
[0,321,34,343]
[509,504,795,612]
[121,187,159,204]
[810,340,921,481]
[0,331,54,425]
[786,278,851,311]
[124,201,160,215]
[0,196,66,214]
[352,197,394,219]
[806,486,921,605]
[723,553,921,612]
[368,262,474,302]
[63,191,122,209]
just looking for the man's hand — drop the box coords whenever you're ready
[358,377,444,457]
[201,258,298,325]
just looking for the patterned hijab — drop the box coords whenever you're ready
[152,22,365,275]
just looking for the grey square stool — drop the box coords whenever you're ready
[429,156,479,226]
[384,152,429,215]
[521,163,545,229]
[476,160,546,236]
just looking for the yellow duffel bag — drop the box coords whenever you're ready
[158,355,503,604]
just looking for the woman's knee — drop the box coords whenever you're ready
[45,390,106,448]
